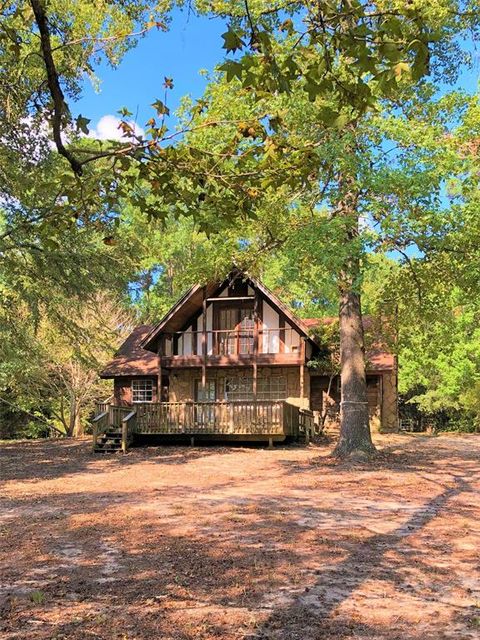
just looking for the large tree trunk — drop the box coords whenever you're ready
[333,264,375,458]
[73,411,84,437]
[333,179,376,459]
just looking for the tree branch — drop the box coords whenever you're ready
[29,0,83,175]
[0,395,65,436]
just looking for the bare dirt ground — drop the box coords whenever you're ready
[1,433,479,640]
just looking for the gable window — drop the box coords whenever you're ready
[132,379,153,403]
[216,304,254,355]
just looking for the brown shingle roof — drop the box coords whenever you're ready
[100,324,159,378]
[366,350,395,372]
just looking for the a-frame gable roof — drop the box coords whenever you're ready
[140,271,315,353]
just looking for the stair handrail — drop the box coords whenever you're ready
[96,395,113,416]
[299,407,315,443]
[121,409,137,453]
[91,410,109,451]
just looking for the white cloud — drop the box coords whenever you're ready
[88,114,144,141]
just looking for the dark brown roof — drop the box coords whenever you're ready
[100,324,159,378]
[366,350,395,372]
[303,317,395,372]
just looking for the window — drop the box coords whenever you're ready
[223,376,287,401]
[224,376,254,400]
[132,379,153,403]
[258,377,287,400]
[195,380,216,402]
[216,305,254,355]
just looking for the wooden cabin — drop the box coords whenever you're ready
[93,272,398,452]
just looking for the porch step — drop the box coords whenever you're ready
[94,429,123,453]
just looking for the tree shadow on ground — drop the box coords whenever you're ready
[248,473,475,639]
[2,461,477,639]
[277,433,480,478]
[0,437,249,483]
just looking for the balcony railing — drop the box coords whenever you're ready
[163,327,300,357]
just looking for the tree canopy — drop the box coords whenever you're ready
[1,0,480,445]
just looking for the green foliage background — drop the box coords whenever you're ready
[1,0,480,436]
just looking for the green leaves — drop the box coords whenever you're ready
[221,28,245,54]
[76,114,91,135]
[219,60,243,82]
[151,99,170,116]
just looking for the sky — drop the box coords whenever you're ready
[76,8,227,140]
[72,9,479,270]
[75,8,479,141]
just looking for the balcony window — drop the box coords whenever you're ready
[216,305,254,355]
[132,379,153,403]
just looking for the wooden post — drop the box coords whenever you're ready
[121,418,128,454]
[202,285,207,389]
[180,402,185,431]
[279,316,285,353]
[268,437,273,449]
[305,414,310,445]
[192,318,197,355]
[190,435,195,447]
[158,336,162,404]
[253,290,259,399]
[300,337,306,405]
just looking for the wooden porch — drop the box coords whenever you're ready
[92,400,316,453]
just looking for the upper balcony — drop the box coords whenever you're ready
[160,327,305,368]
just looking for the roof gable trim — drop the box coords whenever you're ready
[140,273,315,352]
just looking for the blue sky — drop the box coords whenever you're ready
[76,8,227,137]
[76,8,479,139]
[74,9,479,268]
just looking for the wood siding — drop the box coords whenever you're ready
[168,366,310,410]
[114,376,158,406]
[164,291,304,359]
[309,372,398,433]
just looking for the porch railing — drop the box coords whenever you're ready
[91,410,109,450]
[93,400,318,451]
[121,409,137,453]
[133,400,286,435]
[91,404,132,452]
[96,395,114,416]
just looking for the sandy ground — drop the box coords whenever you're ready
[0,433,479,640]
